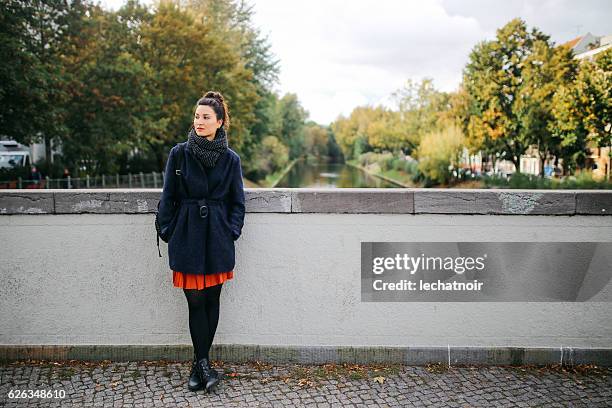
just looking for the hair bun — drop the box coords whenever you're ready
[204,91,224,103]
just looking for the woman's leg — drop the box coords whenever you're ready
[183,283,223,361]
[183,288,209,361]
[204,283,223,353]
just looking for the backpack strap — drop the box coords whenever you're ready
[157,231,162,257]
[174,143,188,197]
[156,143,187,258]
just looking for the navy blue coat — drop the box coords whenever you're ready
[157,142,245,275]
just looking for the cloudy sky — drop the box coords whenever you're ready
[99,0,611,125]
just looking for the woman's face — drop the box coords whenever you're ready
[193,105,223,140]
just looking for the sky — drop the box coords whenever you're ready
[99,0,611,125]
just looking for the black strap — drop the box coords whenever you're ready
[174,143,189,197]
[157,143,187,258]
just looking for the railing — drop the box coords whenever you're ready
[0,172,164,189]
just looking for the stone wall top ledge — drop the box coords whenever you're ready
[0,188,610,215]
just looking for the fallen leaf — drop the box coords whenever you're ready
[373,376,385,384]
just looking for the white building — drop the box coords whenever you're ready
[563,32,612,60]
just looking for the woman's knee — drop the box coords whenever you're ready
[203,284,222,305]
[183,288,207,309]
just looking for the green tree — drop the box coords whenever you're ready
[0,0,82,166]
[516,37,578,176]
[133,1,254,170]
[1,0,284,179]
[366,109,406,152]
[325,126,343,162]
[581,48,612,149]
[303,123,329,158]
[252,135,289,178]
[331,107,378,160]
[463,18,554,172]
[278,93,308,159]
[391,78,450,154]
[0,0,46,143]
[59,2,159,174]
[184,0,280,163]
[551,48,611,174]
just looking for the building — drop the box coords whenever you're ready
[562,33,612,60]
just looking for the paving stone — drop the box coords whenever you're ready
[0,361,610,407]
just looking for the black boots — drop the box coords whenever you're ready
[189,357,220,393]
[188,356,203,391]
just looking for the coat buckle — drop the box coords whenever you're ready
[199,205,209,218]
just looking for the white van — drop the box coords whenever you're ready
[0,140,31,168]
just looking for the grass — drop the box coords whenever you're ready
[259,159,298,187]
[346,159,416,187]
[57,367,75,380]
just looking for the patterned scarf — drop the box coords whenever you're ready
[186,125,228,168]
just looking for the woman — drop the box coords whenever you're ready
[156,91,246,393]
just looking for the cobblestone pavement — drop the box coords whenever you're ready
[1,360,610,407]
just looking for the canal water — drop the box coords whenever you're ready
[275,160,400,188]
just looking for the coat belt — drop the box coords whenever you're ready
[180,198,226,218]
[181,198,225,204]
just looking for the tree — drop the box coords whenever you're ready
[0,0,79,164]
[516,38,577,176]
[278,93,308,159]
[252,135,288,178]
[582,48,612,148]
[303,123,329,158]
[129,1,255,170]
[325,126,343,162]
[183,0,280,161]
[391,78,450,154]
[551,48,612,175]
[463,18,554,172]
[331,107,378,160]
[365,109,406,152]
[59,2,160,174]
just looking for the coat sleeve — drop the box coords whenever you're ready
[157,145,180,241]
[228,154,246,241]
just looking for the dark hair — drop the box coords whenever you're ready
[192,91,231,132]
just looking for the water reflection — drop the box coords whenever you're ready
[275,160,400,188]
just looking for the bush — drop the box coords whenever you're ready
[356,151,400,172]
[0,165,30,182]
[483,171,612,189]
[250,136,290,181]
[358,152,376,167]
[416,125,464,185]
[403,160,419,175]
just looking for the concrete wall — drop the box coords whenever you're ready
[1,189,611,365]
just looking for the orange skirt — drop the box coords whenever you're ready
[173,270,234,289]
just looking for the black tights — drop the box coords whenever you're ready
[183,283,223,361]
